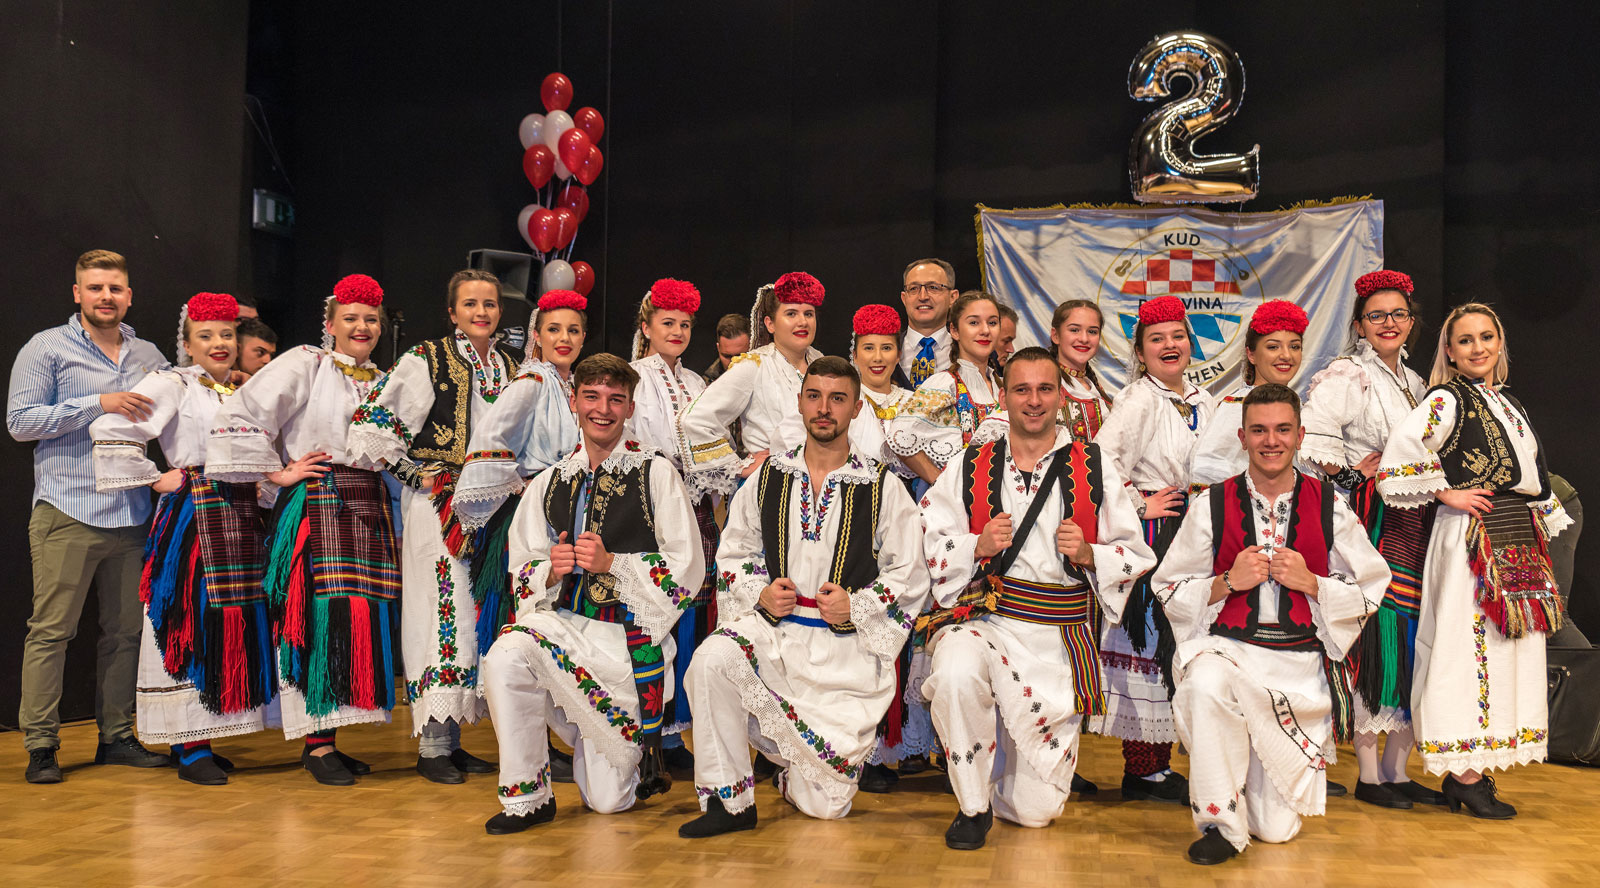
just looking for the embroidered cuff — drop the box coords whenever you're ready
[610,553,691,646]
[848,581,914,661]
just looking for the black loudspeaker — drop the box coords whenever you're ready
[468,249,535,303]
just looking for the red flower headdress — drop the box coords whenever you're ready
[1249,299,1308,336]
[1137,294,1187,326]
[852,304,902,337]
[538,290,587,312]
[774,271,824,306]
[647,278,700,313]
[186,292,239,322]
[1354,270,1413,299]
[332,274,384,306]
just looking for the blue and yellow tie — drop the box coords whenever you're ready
[911,336,937,388]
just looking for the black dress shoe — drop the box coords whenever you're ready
[944,808,993,850]
[1442,774,1517,819]
[1187,827,1239,865]
[178,754,229,786]
[417,754,466,784]
[753,755,778,779]
[1326,778,1347,797]
[897,754,929,775]
[1354,780,1412,809]
[334,750,371,776]
[549,746,575,783]
[1072,773,1099,795]
[1121,771,1189,804]
[25,748,62,784]
[679,795,758,839]
[302,750,356,786]
[486,798,556,835]
[1385,779,1446,806]
[170,750,237,772]
[450,748,497,774]
[662,745,695,773]
[95,736,171,768]
[859,762,899,794]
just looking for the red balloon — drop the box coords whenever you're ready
[522,145,555,189]
[573,106,605,143]
[557,184,590,223]
[557,128,592,172]
[527,208,558,253]
[541,72,573,112]
[551,207,579,250]
[574,144,604,186]
[571,260,595,296]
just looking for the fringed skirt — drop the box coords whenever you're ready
[665,495,721,734]
[265,465,400,738]
[1343,479,1433,736]
[1088,499,1185,742]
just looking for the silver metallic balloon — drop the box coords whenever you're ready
[1128,31,1260,204]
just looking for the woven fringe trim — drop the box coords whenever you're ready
[469,498,519,657]
[1467,516,1563,639]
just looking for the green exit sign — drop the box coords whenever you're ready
[252,189,295,237]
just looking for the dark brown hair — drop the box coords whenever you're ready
[76,249,127,277]
[1241,382,1301,423]
[804,355,861,397]
[448,269,502,311]
[572,353,640,397]
[715,312,750,340]
[945,290,1001,370]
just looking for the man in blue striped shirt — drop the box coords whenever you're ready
[8,250,172,783]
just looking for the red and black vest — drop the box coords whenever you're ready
[1208,472,1333,651]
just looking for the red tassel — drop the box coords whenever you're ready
[883,655,906,749]
[139,557,156,606]
[167,546,202,675]
[282,518,312,647]
[348,596,375,710]
[221,607,246,712]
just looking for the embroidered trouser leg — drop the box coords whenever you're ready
[685,634,760,815]
[483,632,638,815]
[1174,652,1302,850]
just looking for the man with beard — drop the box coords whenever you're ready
[678,357,929,837]
[9,250,171,783]
[919,347,1156,849]
[897,258,957,390]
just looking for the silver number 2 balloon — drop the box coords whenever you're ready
[1127,31,1260,204]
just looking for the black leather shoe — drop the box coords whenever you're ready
[662,745,695,773]
[450,748,497,774]
[178,754,229,786]
[679,795,757,839]
[549,746,575,783]
[1385,779,1446,806]
[302,750,356,786]
[1326,778,1347,797]
[753,755,777,779]
[1122,771,1189,804]
[1187,827,1239,865]
[25,747,62,784]
[944,808,993,850]
[170,750,236,772]
[1072,773,1099,795]
[1354,780,1412,809]
[95,736,171,768]
[486,798,556,835]
[897,754,929,775]
[1442,774,1517,819]
[859,762,899,794]
[417,754,466,784]
[334,750,370,775]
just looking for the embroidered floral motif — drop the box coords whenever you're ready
[798,473,838,542]
[1423,395,1447,440]
[455,331,505,401]
[349,403,412,445]
[696,774,756,800]
[641,551,691,610]
[1473,614,1490,729]
[1481,387,1526,438]
[1100,650,1165,675]
[435,557,459,663]
[211,424,270,436]
[872,581,913,631]
[1376,459,1443,481]
[406,663,478,700]
[714,628,861,779]
[466,448,515,462]
[498,624,641,744]
[514,560,544,600]
[1418,727,1547,754]
[498,762,551,798]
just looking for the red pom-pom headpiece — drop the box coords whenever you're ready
[1137,295,1187,326]
[852,304,902,337]
[774,271,824,306]
[1248,299,1309,336]
[332,274,384,306]
[185,292,239,323]
[647,278,700,314]
[538,290,587,313]
[1354,270,1413,299]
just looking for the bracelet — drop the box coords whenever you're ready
[1332,466,1366,489]
[1222,569,1237,593]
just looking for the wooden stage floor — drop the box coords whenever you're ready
[6,711,1599,888]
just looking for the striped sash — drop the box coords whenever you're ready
[993,577,1105,716]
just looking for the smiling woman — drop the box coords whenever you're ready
[888,291,1004,484]
[1190,300,1308,488]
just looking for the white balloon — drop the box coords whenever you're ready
[518,113,546,150]
[516,204,539,250]
[554,156,573,180]
[542,110,574,152]
[541,259,576,293]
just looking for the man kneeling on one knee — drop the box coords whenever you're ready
[920,348,1156,850]
[1153,384,1388,865]
[480,354,705,835]
[678,357,929,837]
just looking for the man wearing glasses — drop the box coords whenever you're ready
[897,258,958,390]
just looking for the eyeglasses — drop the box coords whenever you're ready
[903,283,952,296]
[1362,309,1414,324]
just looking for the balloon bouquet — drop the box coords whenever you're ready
[517,72,604,296]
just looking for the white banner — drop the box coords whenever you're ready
[977,200,1384,395]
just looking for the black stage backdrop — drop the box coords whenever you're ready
[3,1,1596,725]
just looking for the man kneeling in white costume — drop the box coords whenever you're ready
[481,354,704,835]
[920,347,1156,850]
[678,356,928,837]
[1154,383,1388,864]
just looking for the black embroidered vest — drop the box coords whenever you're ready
[543,455,659,618]
[1435,376,1550,499]
[407,336,521,468]
[754,457,889,631]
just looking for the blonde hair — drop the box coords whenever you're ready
[1429,302,1510,387]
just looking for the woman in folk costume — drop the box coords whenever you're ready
[1050,299,1116,443]
[89,293,270,785]
[206,274,399,786]
[1090,294,1215,803]
[624,277,715,766]
[1191,300,1308,487]
[676,271,826,502]
[1301,270,1439,809]
[889,290,1004,485]
[346,269,521,783]
[1376,303,1569,819]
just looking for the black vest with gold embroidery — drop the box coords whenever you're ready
[543,453,659,618]
[1436,376,1550,499]
[407,336,522,468]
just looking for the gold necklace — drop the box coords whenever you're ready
[334,361,380,382]
[196,375,235,397]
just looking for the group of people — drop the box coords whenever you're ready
[9,249,1569,866]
